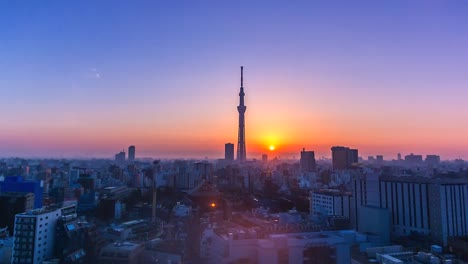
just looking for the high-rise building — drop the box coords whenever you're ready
[225,143,234,161]
[0,176,43,208]
[331,146,358,170]
[237,66,247,162]
[300,148,316,172]
[262,154,268,163]
[115,151,126,163]
[128,145,136,162]
[11,203,77,264]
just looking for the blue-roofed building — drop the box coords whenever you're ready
[0,176,43,208]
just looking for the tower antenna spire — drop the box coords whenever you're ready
[237,66,247,162]
[241,66,243,87]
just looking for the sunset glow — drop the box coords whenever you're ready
[0,2,467,159]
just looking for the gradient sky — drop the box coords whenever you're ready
[1,1,468,160]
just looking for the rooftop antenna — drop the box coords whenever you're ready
[241,66,243,87]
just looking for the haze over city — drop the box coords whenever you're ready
[1,1,468,159]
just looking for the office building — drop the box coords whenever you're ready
[237,66,247,162]
[404,153,423,164]
[331,146,358,170]
[354,175,468,246]
[300,148,316,172]
[11,203,76,264]
[0,192,34,235]
[0,176,43,208]
[128,145,136,162]
[310,189,351,218]
[225,143,234,161]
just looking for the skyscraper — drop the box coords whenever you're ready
[237,66,247,162]
[128,145,136,162]
[300,148,316,172]
[225,143,234,161]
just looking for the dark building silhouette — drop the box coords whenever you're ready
[331,146,358,170]
[237,66,247,162]
[128,145,136,162]
[225,143,234,161]
[262,154,268,163]
[426,155,441,167]
[405,153,423,164]
[115,150,126,163]
[300,148,316,172]
[0,192,34,235]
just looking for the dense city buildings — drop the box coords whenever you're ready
[224,143,234,161]
[2,1,468,263]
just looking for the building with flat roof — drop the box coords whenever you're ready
[331,146,358,170]
[99,241,144,264]
[354,174,468,246]
[310,189,351,219]
[225,143,234,161]
[128,145,135,162]
[300,148,316,172]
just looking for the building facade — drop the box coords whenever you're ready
[300,148,316,172]
[128,145,136,162]
[331,146,358,171]
[354,175,468,246]
[11,203,76,264]
[225,143,234,161]
[310,189,351,219]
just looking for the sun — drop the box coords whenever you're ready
[269,145,275,151]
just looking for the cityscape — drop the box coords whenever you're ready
[1,2,468,264]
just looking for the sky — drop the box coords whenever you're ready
[1,1,468,160]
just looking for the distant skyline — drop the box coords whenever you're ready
[1,1,468,159]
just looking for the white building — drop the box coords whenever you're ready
[310,189,351,218]
[11,203,76,264]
